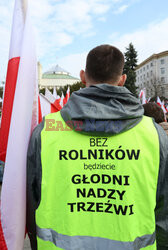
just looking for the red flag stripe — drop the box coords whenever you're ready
[63,87,70,106]
[38,96,42,123]
[0,57,20,162]
[51,99,62,113]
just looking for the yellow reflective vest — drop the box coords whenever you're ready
[36,112,159,250]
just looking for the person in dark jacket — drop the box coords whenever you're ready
[27,45,168,250]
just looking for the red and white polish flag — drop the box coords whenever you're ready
[60,91,65,108]
[0,0,38,249]
[139,88,147,105]
[39,94,52,117]
[39,93,62,117]
[45,87,56,103]
[45,88,62,111]
[157,97,168,120]
[63,86,70,106]
[157,96,162,107]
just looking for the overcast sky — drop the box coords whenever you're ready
[1,0,168,81]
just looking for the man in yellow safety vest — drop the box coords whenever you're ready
[27,45,168,250]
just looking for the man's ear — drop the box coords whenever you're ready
[80,70,86,85]
[118,74,127,86]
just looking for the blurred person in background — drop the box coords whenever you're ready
[143,102,168,135]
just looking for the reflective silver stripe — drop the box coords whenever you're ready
[36,225,155,250]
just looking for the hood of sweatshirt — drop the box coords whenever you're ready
[61,84,144,135]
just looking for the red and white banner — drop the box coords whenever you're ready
[0,0,38,249]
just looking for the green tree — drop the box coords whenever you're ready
[0,87,3,98]
[57,81,85,96]
[39,81,85,97]
[123,43,138,95]
[70,81,85,94]
[39,88,45,95]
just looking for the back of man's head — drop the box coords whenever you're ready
[85,44,124,84]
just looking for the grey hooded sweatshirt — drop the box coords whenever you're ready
[27,84,168,250]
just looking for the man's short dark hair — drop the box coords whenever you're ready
[143,103,165,124]
[85,44,124,83]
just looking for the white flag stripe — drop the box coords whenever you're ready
[1,1,37,249]
[53,88,60,100]
[9,0,27,59]
[60,92,64,107]
[53,87,57,99]
[157,96,162,105]
[45,88,56,103]
[142,92,146,104]
[39,93,51,117]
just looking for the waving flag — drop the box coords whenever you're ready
[139,89,143,99]
[60,91,65,108]
[45,87,56,103]
[63,86,70,106]
[0,0,37,249]
[157,96,162,107]
[40,93,62,117]
[139,88,147,105]
[53,87,60,100]
[147,97,151,103]
[156,97,167,121]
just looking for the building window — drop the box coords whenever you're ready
[143,67,145,71]
[161,59,165,64]
[151,62,153,67]
[140,69,142,73]
[147,72,149,77]
[147,65,149,69]
[151,71,153,76]
[143,74,145,79]
[161,68,165,74]
[140,76,142,80]
[161,77,165,83]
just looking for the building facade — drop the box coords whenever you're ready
[135,51,168,98]
[38,62,79,89]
